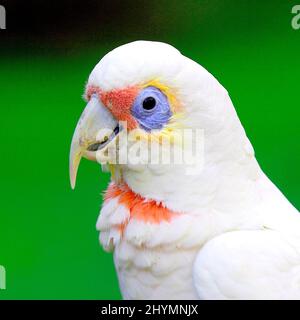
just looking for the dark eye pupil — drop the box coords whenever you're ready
[142,97,156,110]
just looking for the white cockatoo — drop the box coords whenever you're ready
[69,41,300,300]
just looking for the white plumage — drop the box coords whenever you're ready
[71,41,300,299]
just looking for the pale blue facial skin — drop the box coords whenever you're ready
[131,86,172,131]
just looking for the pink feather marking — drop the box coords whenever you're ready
[104,183,179,230]
[85,85,139,130]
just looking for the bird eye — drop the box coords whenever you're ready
[142,97,156,111]
[132,86,172,131]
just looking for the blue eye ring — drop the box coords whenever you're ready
[131,86,172,131]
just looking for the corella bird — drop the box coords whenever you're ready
[69,41,300,299]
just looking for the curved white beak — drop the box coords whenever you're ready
[69,94,118,189]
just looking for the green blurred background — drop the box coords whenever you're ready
[0,0,299,299]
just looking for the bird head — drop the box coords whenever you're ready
[69,41,257,212]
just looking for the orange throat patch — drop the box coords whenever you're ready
[104,183,180,232]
